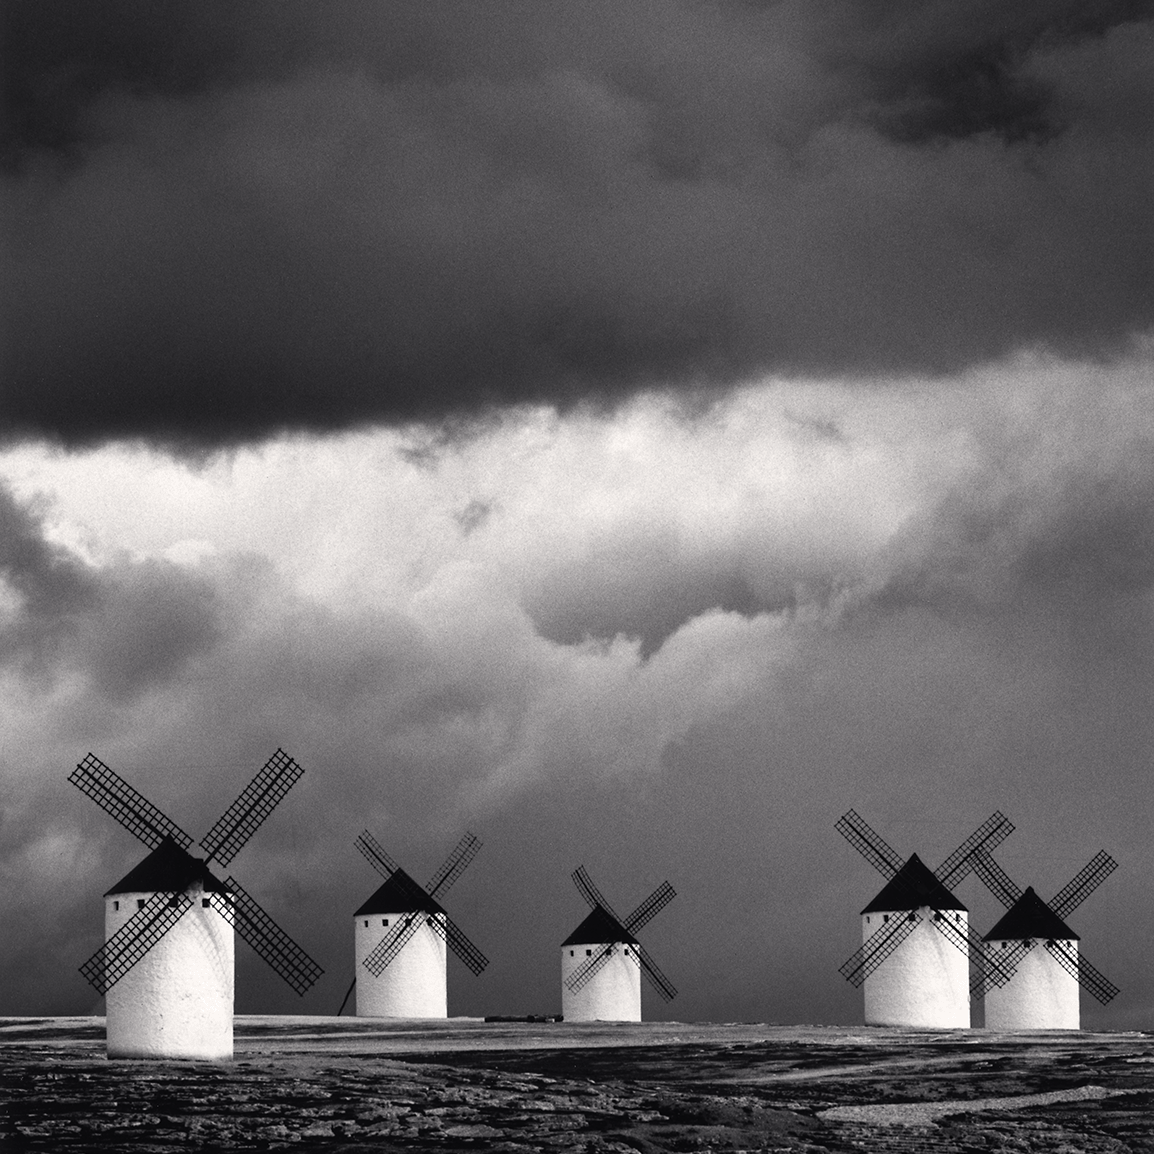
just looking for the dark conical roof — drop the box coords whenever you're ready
[106,837,229,896]
[861,853,966,914]
[354,867,445,917]
[983,887,1079,942]
[561,905,638,947]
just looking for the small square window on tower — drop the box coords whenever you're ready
[382,919,388,926]
[137,899,145,910]
[364,920,368,928]
[586,949,592,956]
[202,898,210,908]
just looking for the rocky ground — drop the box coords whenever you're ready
[2,1017,1152,1152]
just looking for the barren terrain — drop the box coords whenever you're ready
[2,1016,1152,1151]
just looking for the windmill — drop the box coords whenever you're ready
[70,749,324,1060]
[350,829,488,1018]
[969,844,1119,1029]
[836,809,1016,1027]
[561,865,677,1022]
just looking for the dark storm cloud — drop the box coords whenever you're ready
[3,1,1152,446]
[0,482,221,697]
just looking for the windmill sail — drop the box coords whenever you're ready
[839,913,919,987]
[934,811,1014,888]
[1050,852,1118,919]
[565,943,615,992]
[355,829,401,879]
[79,891,194,995]
[69,755,194,852]
[635,942,677,1001]
[969,847,1023,908]
[1046,941,1119,1004]
[834,810,904,879]
[572,865,619,920]
[218,877,324,996]
[625,881,676,934]
[200,748,304,867]
[426,832,482,899]
[362,916,425,977]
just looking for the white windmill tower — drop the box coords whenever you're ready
[344,829,488,1018]
[836,810,1015,1028]
[70,750,325,1060]
[561,865,677,1022]
[969,845,1119,1029]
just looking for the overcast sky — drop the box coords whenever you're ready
[2,1,1153,1028]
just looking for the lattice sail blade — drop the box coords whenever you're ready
[935,812,1015,888]
[1050,852,1119,919]
[635,942,677,1002]
[839,913,918,987]
[355,830,400,879]
[442,915,489,975]
[1046,941,1119,1005]
[78,891,193,995]
[572,866,620,921]
[426,832,482,899]
[930,913,1016,992]
[967,847,1024,908]
[362,916,424,977]
[200,749,305,867]
[624,881,676,934]
[835,810,904,879]
[565,944,614,993]
[423,914,488,976]
[973,939,1032,996]
[221,876,324,995]
[69,754,194,852]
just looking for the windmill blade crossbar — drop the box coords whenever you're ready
[1046,941,1120,1004]
[221,876,324,995]
[362,916,424,977]
[572,866,621,921]
[835,810,904,878]
[565,944,614,993]
[624,882,676,934]
[200,749,304,867]
[968,847,1023,909]
[839,913,919,987]
[974,940,1033,996]
[355,830,400,879]
[635,942,677,1001]
[935,812,1014,889]
[1050,852,1119,919]
[69,754,194,852]
[426,832,482,899]
[79,891,193,995]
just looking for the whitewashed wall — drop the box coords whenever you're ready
[561,943,642,1022]
[104,883,233,1060]
[354,913,448,1018]
[984,940,1080,1030]
[861,908,970,1028]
